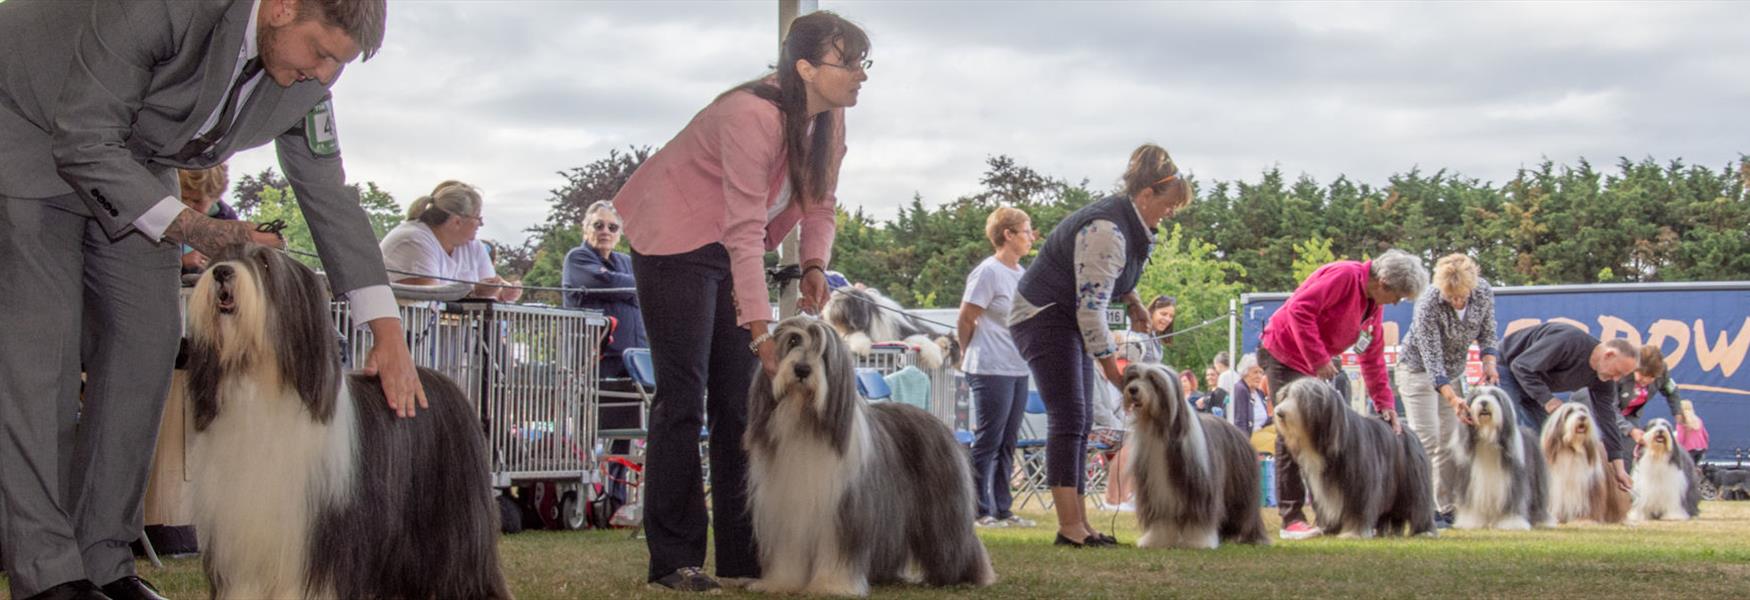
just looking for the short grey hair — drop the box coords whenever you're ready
[1213,351,1231,369]
[1370,249,1429,298]
[582,200,619,225]
[1237,353,1259,377]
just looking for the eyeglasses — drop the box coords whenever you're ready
[816,58,873,73]
[463,214,485,224]
[591,221,621,233]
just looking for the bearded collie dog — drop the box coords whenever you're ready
[1631,419,1703,521]
[1443,386,1550,530]
[821,286,953,369]
[1540,402,1630,524]
[184,245,509,599]
[744,317,994,596]
[1274,378,1437,538]
[1121,364,1267,549]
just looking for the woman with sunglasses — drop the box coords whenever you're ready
[563,200,645,378]
[380,179,521,302]
[610,11,869,592]
[1009,143,1191,547]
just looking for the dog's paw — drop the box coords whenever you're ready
[906,335,943,369]
[845,333,874,356]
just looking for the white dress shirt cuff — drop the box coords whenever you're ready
[133,196,187,242]
[347,285,400,325]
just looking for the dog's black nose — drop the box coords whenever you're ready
[211,264,233,283]
[793,363,813,379]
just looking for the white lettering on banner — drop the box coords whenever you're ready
[1497,315,1749,384]
[1694,318,1750,378]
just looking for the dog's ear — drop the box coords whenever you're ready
[1298,380,1343,453]
[1142,365,1179,414]
[269,250,341,420]
[186,337,224,431]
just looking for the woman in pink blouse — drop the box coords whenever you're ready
[611,11,868,593]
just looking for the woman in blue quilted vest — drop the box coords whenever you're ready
[1009,143,1191,547]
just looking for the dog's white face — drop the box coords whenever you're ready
[1551,403,1597,450]
[770,318,844,414]
[1122,363,1183,427]
[1643,419,1677,459]
[189,245,279,369]
[1467,386,1512,440]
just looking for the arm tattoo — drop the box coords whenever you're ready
[163,208,251,256]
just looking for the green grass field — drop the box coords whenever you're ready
[12,502,1750,598]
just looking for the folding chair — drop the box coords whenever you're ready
[856,367,892,401]
[594,348,654,537]
[596,348,654,444]
[1013,390,1052,510]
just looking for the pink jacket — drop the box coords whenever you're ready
[1678,417,1709,452]
[614,89,842,326]
[1261,260,1396,412]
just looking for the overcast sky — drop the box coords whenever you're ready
[226,0,1750,246]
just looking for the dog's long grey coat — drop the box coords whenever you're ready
[186,245,509,599]
[1278,378,1437,537]
[1444,386,1550,528]
[745,318,993,593]
[1123,364,1268,547]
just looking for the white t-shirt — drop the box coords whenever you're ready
[960,256,1029,377]
[1218,370,1240,396]
[379,221,495,284]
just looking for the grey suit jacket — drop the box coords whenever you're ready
[0,0,388,297]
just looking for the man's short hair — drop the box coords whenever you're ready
[299,0,388,61]
[1602,338,1638,358]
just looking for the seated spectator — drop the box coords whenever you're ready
[563,201,647,378]
[1203,365,1229,418]
[1182,368,1214,413]
[1232,354,1272,434]
[380,180,521,302]
[177,165,238,274]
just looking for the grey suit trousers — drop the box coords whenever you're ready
[0,193,178,597]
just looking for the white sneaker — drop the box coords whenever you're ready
[1112,502,1135,513]
[1002,515,1036,528]
[974,516,1006,528]
[1279,521,1324,540]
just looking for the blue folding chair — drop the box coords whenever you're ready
[855,368,892,401]
[1014,390,1052,509]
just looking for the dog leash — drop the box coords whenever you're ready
[278,248,632,295]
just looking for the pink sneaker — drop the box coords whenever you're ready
[1279,520,1323,540]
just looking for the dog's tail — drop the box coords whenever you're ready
[1521,428,1553,527]
[1398,427,1438,536]
[1209,418,1270,545]
[881,405,996,587]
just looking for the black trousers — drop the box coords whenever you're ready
[1258,346,1315,525]
[632,244,759,581]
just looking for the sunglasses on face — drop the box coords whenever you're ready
[591,221,621,233]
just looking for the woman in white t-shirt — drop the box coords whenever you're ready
[957,206,1035,528]
[379,180,521,302]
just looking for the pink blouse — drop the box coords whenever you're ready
[613,89,843,326]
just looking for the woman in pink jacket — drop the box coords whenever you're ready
[1258,250,1427,540]
[611,11,869,593]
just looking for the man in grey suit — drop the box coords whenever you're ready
[0,2,426,599]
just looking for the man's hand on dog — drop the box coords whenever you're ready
[363,318,428,418]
